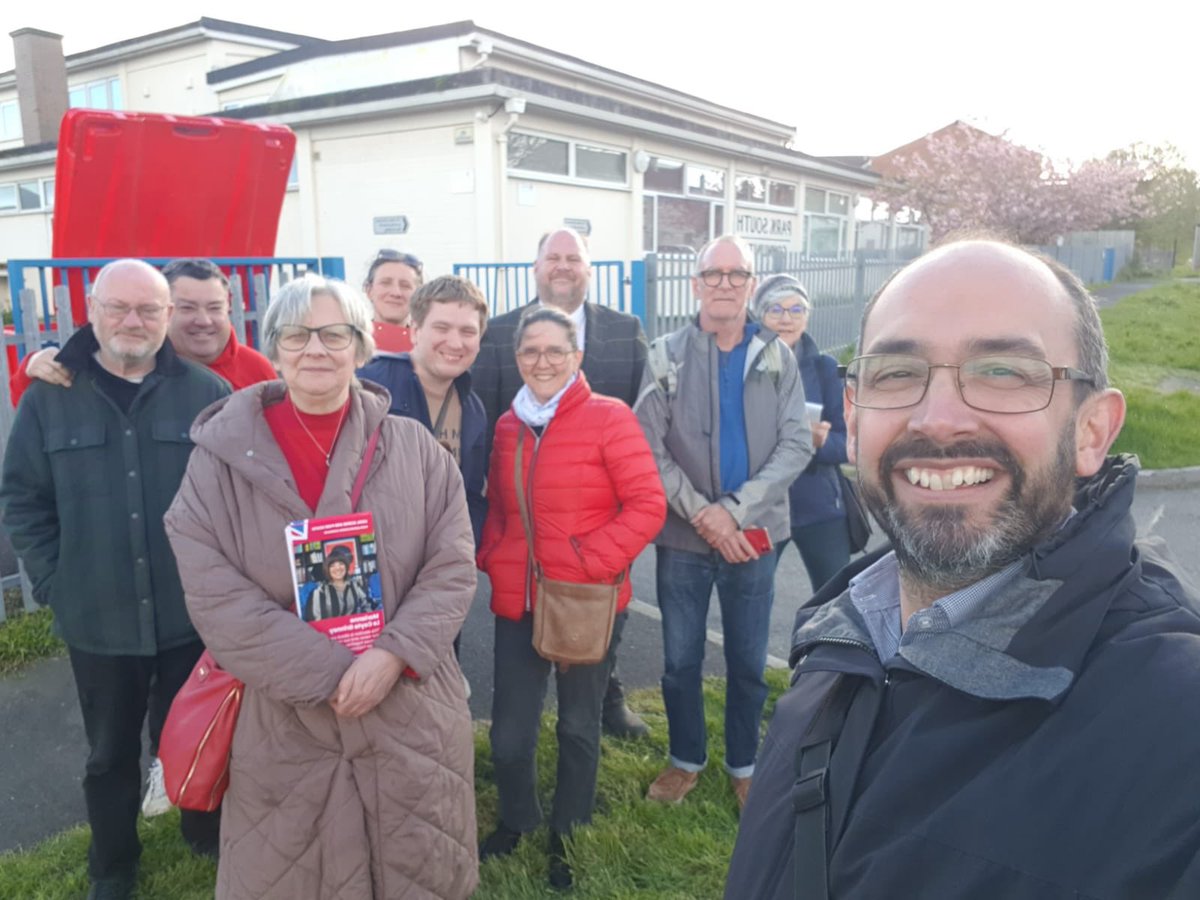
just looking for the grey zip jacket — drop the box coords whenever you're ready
[634,319,813,554]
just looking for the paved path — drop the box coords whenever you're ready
[2,471,1197,855]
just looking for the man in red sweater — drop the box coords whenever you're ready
[11,258,276,398]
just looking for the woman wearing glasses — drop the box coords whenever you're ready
[363,249,423,354]
[753,274,851,589]
[165,275,478,899]
[476,306,665,890]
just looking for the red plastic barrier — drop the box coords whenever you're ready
[50,110,295,322]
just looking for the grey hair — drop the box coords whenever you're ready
[514,305,579,352]
[858,239,1108,394]
[261,275,376,365]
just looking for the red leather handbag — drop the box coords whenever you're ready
[159,650,244,812]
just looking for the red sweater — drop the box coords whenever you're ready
[207,330,276,389]
[8,329,274,404]
[264,395,349,511]
[478,373,666,621]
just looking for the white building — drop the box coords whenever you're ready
[0,17,880,298]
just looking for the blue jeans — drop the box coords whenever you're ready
[656,546,776,777]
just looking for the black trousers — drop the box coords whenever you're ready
[68,641,221,881]
[489,612,628,835]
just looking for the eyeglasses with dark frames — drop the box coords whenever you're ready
[274,323,361,352]
[839,354,1095,414]
[697,269,753,288]
[516,347,572,366]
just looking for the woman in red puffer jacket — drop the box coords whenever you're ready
[476,306,665,890]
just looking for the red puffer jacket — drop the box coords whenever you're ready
[479,373,666,621]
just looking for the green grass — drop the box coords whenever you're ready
[1100,281,1200,469]
[0,672,790,899]
[0,608,64,675]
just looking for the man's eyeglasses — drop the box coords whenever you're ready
[516,347,571,366]
[274,323,360,352]
[763,303,809,318]
[698,269,753,288]
[95,300,169,322]
[840,354,1095,414]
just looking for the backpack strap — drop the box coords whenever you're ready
[647,335,677,397]
[793,673,859,900]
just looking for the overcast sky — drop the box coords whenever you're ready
[4,0,1197,168]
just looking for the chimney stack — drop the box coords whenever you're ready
[10,28,69,146]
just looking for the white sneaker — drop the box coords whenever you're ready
[461,670,472,700]
[141,757,172,817]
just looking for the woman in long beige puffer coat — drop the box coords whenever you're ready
[165,276,478,899]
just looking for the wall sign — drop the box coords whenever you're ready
[373,215,410,235]
[734,210,793,240]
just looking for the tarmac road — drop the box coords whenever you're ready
[1,470,1196,856]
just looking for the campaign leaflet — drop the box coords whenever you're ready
[286,512,383,655]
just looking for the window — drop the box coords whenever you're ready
[507,132,626,185]
[643,195,724,253]
[68,77,122,111]
[736,174,797,210]
[805,215,845,256]
[287,156,299,189]
[575,144,625,183]
[0,178,54,214]
[17,181,41,211]
[802,187,852,255]
[736,175,766,204]
[645,157,684,193]
[1,100,21,141]
[769,181,797,208]
[687,166,724,198]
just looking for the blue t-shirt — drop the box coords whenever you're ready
[717,322,759,493]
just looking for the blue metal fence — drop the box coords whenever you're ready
[7,256,345,352]
[452,260,628,316]
[453,251,912,347]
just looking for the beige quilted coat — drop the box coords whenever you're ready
[164,381,479,899]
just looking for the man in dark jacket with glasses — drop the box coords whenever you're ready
[726,239,1200,899]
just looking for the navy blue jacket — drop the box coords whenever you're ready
[789,332,847,528]
[727,455,1200,899]
[357,355,487,544]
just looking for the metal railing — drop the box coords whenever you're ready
[641,250,908,346]
[453,260,628,316]
[0,254,345,622]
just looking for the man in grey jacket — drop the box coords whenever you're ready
[635,235,812,809]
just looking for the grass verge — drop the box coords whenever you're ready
[0,671,789,899]
[1100,281,1200,469]
[0,607,63,676]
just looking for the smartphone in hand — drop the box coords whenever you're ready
[743,527,772,556]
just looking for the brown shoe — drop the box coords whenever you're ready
[646,766,700,804]
[731,775,752,810]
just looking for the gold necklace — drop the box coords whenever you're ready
[292,399,349,467]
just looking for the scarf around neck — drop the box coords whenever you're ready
[512,373,578,429]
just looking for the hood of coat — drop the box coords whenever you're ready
[188,379,394,518]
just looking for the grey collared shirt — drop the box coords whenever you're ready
[849,512,1077,662]
[849,554,1024,661]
